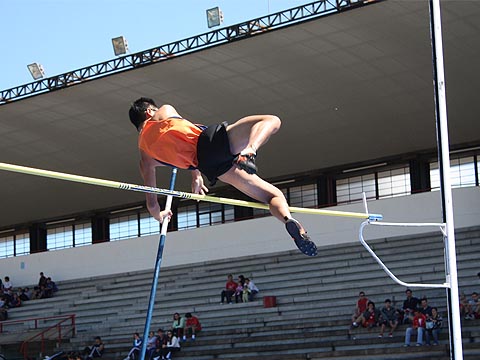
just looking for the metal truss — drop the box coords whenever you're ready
[0,0,378,105]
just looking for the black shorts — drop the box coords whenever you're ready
[196,122,235,185]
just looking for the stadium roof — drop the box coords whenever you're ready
[0,0,479,229]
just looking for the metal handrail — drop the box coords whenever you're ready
[0,314,76,360]
[0,314,75,333]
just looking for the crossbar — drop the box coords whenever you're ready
[0,162,382,221]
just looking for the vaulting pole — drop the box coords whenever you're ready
[139,168,177,360]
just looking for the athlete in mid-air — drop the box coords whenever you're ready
[129,97,317,256]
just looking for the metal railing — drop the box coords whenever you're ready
[0,314,76,359]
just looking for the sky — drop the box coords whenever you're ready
[0,0,310,90]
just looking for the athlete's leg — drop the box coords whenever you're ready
[218,166,289,222]
[219,167,318,256]
[226,115,281,155]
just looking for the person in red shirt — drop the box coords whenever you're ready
[182,313,202,341]
[220,274,237,304]
[404,309,426,346]
[129,98,317,257]
[351,291,369,323]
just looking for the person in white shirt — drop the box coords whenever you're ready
[245,278,259,302]
[163,330,180,359]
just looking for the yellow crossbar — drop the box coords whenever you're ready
[0,162,382,220]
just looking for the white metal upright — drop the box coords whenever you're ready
[429,0,463,358]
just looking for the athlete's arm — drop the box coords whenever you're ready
[140,150,172,223]
[191,169,208,195]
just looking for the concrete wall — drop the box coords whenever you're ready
[1,187,479,286]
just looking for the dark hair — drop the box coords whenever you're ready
[185,312,192,318]
[367,301,375,307]
[405,289,412,293]
[129,97,157,130]
[432,307,438,311]
[157,328,164,333]
[385,299,391,303]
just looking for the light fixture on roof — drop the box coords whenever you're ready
[27,63,45,80]
[206,7,224,28]
[111,36,129,56]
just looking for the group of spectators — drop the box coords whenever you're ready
[0,272,58,321]
[460,290,479,320]
[220,274,259,304]
[348,289,443,346]
[123,312,202,360]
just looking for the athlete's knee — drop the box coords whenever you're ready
[267,186,287,203]
[266,115,281,132]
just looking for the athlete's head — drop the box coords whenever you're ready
[129,97,158,131]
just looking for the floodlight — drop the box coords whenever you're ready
[206,7,224,28]
[27,63,45,80]
[112,36,129,56]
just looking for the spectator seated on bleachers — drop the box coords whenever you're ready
[151,329,167,360]
[402,288,420,324]
[465,291,480,320]
[351,301,382,335]
[379,299,398,338]
[351,291,369,323]
[425,307,442,346]
[459,292,468,317]
[0,296,8,320]
[46,277,59,294]
[145,331,157,360]
[419,297,433,317]
[182,312,201,341]
[3,276,13,304]
[243,278,259,302]
[18,287,30,301]
[123,332,142,360]
[9,293,21,308]
[404,309,426,347]
[163,330,180,359]
[171,312,184,338]
[83,336,105,360]
[220,274,237,304]
[234,275,245,303]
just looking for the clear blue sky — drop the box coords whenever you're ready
[0,0,309,90]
